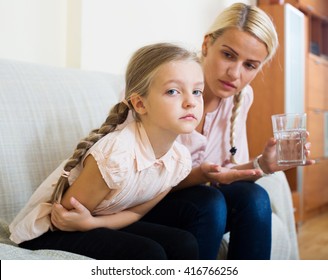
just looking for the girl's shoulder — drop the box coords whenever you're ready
[87,122,138,189]
[171,140,192,163]
[91,122,137,151]
[84,122,137,168]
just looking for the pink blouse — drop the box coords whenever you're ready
[177,85,254,168]
[9,121,191,244]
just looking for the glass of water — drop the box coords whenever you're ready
[271,113,307,166]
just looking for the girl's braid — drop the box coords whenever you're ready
[50,102,129,203]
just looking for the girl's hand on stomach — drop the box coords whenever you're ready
[51,196,94,231]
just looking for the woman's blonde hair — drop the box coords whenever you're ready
[50,42,200,203]
[206,2,278,63]
[205,3,278,163]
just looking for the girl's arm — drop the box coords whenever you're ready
[60,155,111,212]
[51,188,170,231]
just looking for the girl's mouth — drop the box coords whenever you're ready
[180,114,197,120]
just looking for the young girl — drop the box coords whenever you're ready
[9,42,204,260]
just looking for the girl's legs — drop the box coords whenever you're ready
[219,181,272,260]
[143,185,227,260]
[123,221,199,260]
[20,227,167,260]
[20,221,198,260]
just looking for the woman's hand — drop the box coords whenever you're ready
[51,196,94,231]
[260,135,315,174]
[200,162,262,185]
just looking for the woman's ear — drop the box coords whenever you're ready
[202,35,210,56]
[130,94,147,115]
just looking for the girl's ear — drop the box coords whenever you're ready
[130,94,147,115]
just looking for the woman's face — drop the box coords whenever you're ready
[202,28,268,99]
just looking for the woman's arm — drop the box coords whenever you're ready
[233,137,315,175]
[177,136,315,190]
[51,189,170,231]
[175,163,261,190]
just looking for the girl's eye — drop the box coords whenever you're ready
[193,90,203,96]
[166,89,179,95]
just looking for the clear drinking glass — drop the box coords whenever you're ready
[271,113,307,166]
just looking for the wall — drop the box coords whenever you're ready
[78,0,254,74]
[0,0,255,74]
[0,0,67,66]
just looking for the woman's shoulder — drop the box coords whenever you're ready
[238,85,254,114]
[242,84,254,106]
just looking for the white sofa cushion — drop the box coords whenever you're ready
[0,59,123,223]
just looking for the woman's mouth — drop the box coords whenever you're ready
[220,80,237,90]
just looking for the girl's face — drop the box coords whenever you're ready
[202,28,268,99]
[139,60,204,137]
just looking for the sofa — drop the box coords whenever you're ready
[0,58,299,260]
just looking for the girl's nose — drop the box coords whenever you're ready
[183,93,196,108]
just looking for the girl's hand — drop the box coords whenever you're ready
[51,196,94,231]
[200,162,261,185]
[260,135,315,174]
[51,191,170,230]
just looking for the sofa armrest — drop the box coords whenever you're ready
[256,171,299,259]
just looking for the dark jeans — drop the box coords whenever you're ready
[19,221,199,260]
[142,181,272,260]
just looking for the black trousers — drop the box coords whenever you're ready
[19,221,199,260]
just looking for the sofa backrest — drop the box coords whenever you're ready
[0,59,124,223]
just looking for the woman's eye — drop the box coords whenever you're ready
[222,51,233,59]
[193,90,203,96]
[166,89,179,95]
[245,62,257,70]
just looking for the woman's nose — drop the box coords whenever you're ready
[227,63,241,79]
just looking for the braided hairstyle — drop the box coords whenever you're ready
[229,90,244,163]
[50,42,201,203]
[204,3,279,163]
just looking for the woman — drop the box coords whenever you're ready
[51,3,314,260]
[143,2,313,259]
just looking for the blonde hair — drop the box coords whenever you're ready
[205,3,278,163]
[206,3,278,63]
[51,43,201,203]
